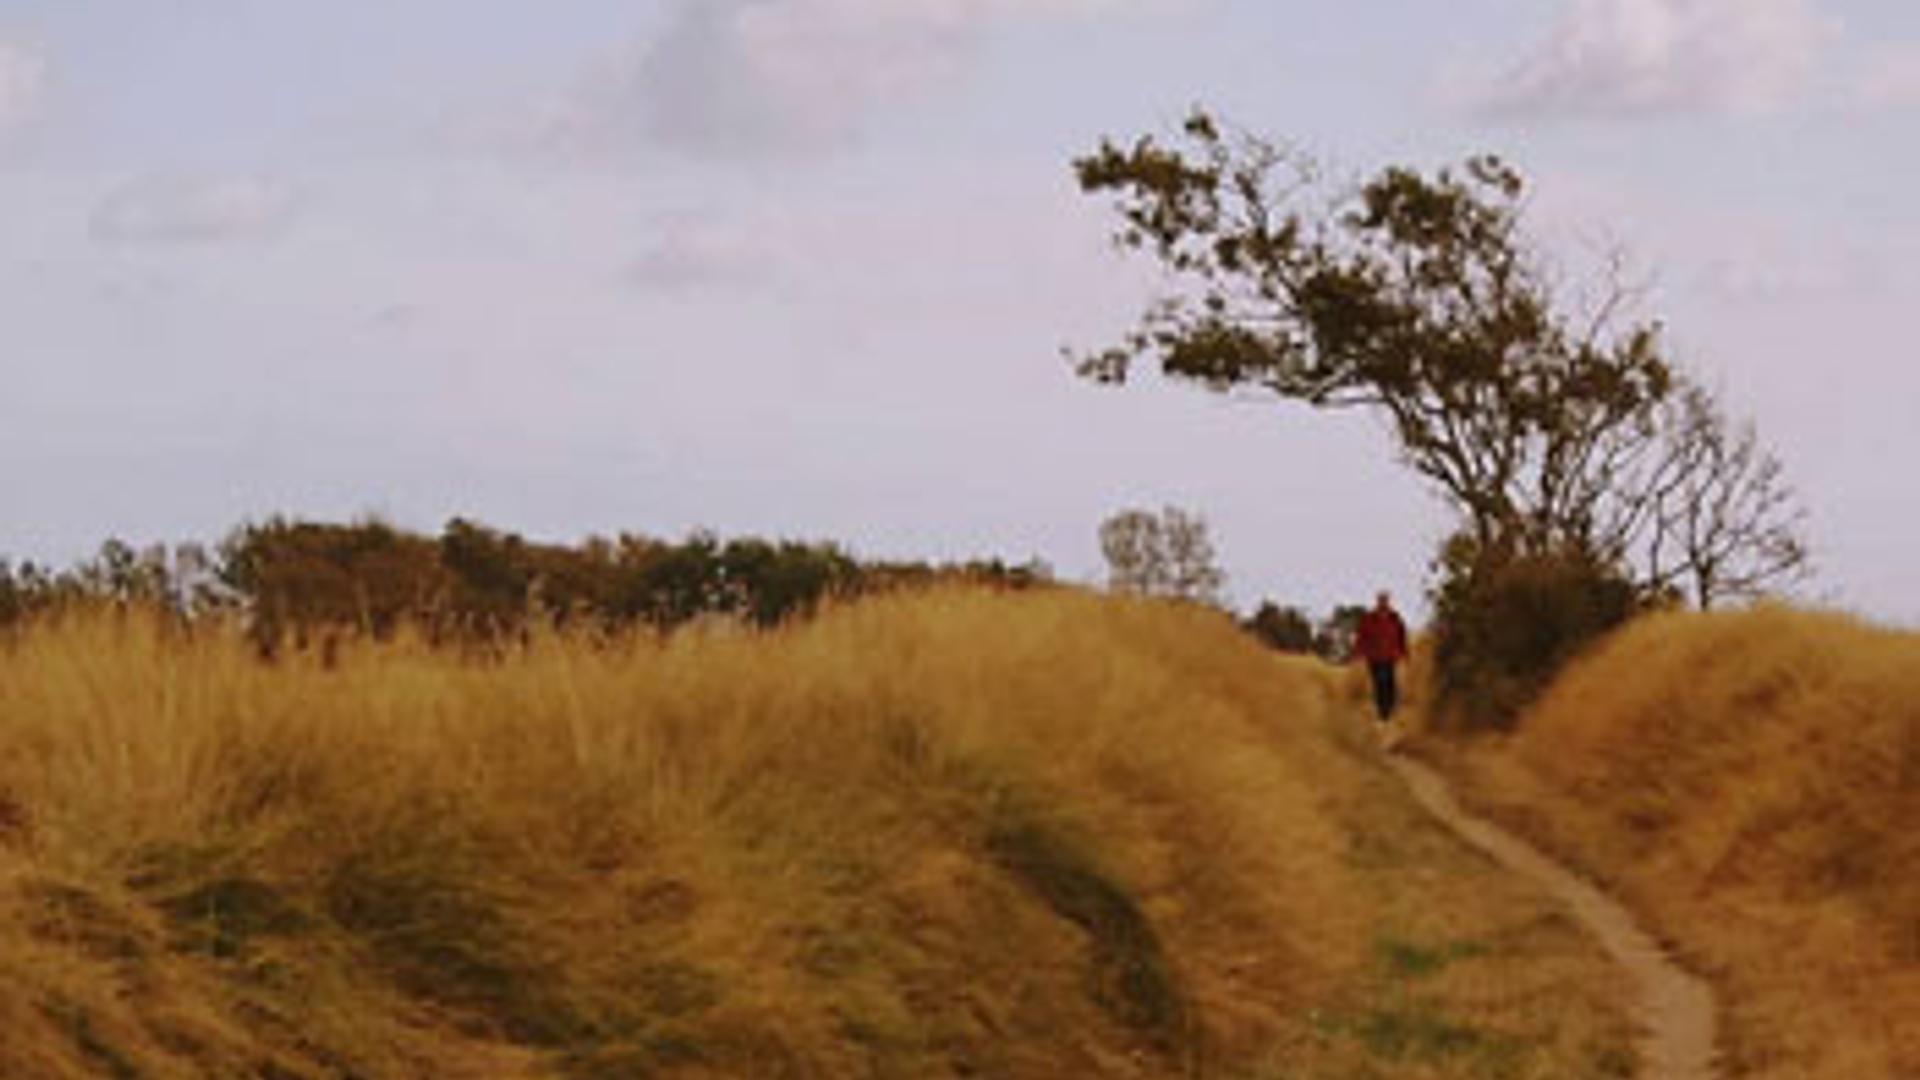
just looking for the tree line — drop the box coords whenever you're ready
[6,510,1363,664]
[0,518,1050,651]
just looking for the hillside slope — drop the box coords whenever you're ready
[1421,606,1919,1080]
[0,590,1636,1079]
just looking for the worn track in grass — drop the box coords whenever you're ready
[1389,753,1720,1080]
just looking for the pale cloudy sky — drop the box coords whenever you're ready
[3,0,1917,621]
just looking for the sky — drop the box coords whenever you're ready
[2,0,1916,623]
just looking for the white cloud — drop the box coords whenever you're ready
[0,38,46,130]
[1855,44,1920,108]
[91,175,301,246]
[1464,0,1836,122]
[505,0,1129,163]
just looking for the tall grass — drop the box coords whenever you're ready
[0,589,1370,1079]
[1493,605,1919,1080]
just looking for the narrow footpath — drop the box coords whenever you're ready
[1387,755,1720,1080]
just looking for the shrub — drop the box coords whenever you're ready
[1243,601,1316,653]
[1428,538,1642,729]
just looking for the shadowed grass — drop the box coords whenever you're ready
[985,816,1188,1052]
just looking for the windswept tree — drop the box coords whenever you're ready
[1073,111,1807,607]
[1099,506,1226,604]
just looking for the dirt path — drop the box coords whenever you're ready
[1387,754,1720,1080]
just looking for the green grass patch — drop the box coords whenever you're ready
[1301,993,1532,1078]
[1350,1000,1485,1060]
[1372,935,1490,980]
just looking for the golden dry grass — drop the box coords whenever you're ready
[1417,605,1920,1080]
[0,589,1636,1079]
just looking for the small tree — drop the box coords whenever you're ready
[1315,605,1366,662]
[0,561,21,629]
[1099,509,1162,595]
[1244,601,1316,652]
[1099,506,1226,605]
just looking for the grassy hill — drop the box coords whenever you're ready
[1418,605,1919,1080]
[0,589,1635,1079]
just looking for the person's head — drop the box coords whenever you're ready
[1375,590,1393,611]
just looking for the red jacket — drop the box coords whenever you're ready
[1353,608,1408,663]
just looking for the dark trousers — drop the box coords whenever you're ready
[1367,661,1398,721]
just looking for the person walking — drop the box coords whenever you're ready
[1353,591,1409,725]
